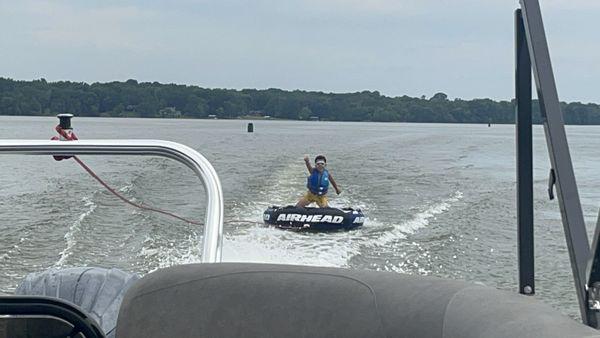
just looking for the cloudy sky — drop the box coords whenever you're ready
[0,0,598,102]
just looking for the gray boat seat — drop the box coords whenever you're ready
[116,263,600,338]
[15,267,139,338]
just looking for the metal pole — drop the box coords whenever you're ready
[520,0,592,325]
[0,140,224,264]
[586,208,600,326]
[515,8,535,296]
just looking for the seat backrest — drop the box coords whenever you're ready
[116,263,600,338]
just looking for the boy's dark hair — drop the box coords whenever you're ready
[315,155,327,163]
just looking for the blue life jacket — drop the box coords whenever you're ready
[307,168,329,195]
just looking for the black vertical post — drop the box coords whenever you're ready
[586,211,600,327]
[515,9,535,296]
[520,0,592,326]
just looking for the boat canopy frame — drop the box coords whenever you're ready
[516,0,600,328]
[0,139,224,263]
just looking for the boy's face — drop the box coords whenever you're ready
[315,161,326,172]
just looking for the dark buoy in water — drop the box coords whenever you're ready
[247,122,254,133]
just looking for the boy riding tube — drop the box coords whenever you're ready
[296,155,341,208]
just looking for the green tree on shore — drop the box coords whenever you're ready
[2,77,600,124]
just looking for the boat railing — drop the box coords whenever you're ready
[0,139,224,263]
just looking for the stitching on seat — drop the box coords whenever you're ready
[440,285,482,338]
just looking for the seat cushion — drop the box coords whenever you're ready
[116,263,600,338]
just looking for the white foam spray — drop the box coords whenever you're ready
[373,191,462,248]
[55,197,97,267]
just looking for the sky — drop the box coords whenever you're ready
[0,0,599,102]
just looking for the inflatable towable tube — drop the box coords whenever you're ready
[263,206,365,231]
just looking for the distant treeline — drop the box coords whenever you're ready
[2,77,600,124]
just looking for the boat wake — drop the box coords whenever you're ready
[55,196,97,267]
[139,232,203,273]
[133,158,463,274]
[223,223,362,267]
[372,191,463,248]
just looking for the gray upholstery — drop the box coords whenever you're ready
[116,263,600,338]
[16,267,139,338]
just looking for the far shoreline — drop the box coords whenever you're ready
[2,114,599,126]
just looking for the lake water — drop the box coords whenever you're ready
[1,115,600,319]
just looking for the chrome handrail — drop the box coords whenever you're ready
[0,139,224,263]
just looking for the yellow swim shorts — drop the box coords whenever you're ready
[304,191,328,207]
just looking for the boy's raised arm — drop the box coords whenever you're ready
[304,155,313,173]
